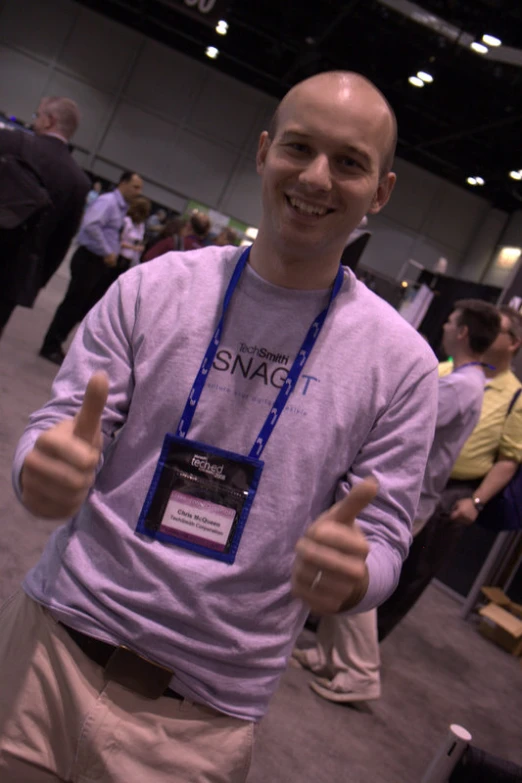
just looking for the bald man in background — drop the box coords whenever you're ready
[0,97,90,337]
[1,72,438,782]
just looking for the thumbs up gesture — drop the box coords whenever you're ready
[21,373,109,519]
[291,478,378,615]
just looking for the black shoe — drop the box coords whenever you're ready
[38,346,65,366]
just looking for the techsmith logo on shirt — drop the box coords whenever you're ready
[238,343,290,366]
[191,454,226,480]
[212,341,320,396]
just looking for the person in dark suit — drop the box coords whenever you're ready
[0,96,90,337]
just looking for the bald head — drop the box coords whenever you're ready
[38,97,80,140]
[269,72,397,177]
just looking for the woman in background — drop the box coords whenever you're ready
[119,196,151,271]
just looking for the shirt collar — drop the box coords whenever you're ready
[42,131,69,144]
[114,188,128,212]
[485,369,513,391]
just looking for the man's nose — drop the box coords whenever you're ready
[299,155,332,192]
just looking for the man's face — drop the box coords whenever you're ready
[32,103,52,136]
[483,314,519,367]
[120,175,143,203]
[442,310,465,356]
[256,78,396,260]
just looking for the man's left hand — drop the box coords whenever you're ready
[450,497,478,525]
[291,478,378,615]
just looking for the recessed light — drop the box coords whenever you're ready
[206,46,219,59]
[467,177,477,186]
[471,42,488,54]
[417,71,434,83]
[475,177,485,186]
[509,170,522,180]
[482,34,501,47]
[216,20,228,35]
[408,76,425,88]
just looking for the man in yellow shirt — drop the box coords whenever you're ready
[378,305,522,640]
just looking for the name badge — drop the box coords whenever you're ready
[136,436,263,564]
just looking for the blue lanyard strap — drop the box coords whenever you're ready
[454,361,495,372]
[176,247,344,459]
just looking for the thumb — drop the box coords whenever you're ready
[328,477,379,527]
[73,372,109,444]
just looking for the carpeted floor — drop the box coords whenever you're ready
[1,267,521,783]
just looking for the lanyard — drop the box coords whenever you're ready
[176,247,344,459]
[454,361,495,372]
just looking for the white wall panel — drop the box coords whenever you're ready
[459,208,508,282]
[422,182,486,251]
[0,0,76,63]
[137,181,187,213]
[124,40,207,122]
[0,46,49,120]
[58,7,139,93]
[188,72,263,149]
[382,158,440,233]
[169,130,237,205]
[44,71,113,151]
[219,158,263,226]
[99,103,176,182]
[245,104,279,157]
[365,213,461,279]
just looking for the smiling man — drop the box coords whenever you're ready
[1,72,438,783]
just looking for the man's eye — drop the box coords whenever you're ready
[288,143,309,153]
[338,157,360,169]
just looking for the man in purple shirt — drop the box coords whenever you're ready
[39,170,143,365]
[0,72,438,783]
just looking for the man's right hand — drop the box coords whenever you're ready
[103,253,118,267]
[21,373,109,519]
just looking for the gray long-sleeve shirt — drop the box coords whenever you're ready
[13,245,438,720]
[416,364,485,525]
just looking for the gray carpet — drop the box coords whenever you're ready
[1,268,521,783]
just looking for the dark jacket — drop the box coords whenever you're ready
[0,130,90,306]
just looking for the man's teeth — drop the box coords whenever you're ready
[288,197,328,216]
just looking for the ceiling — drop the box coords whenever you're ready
[74,0,522,212]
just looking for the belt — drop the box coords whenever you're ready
[60,622,182,701]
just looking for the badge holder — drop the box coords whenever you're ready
[136,436,263,564]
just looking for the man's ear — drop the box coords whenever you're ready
[510,337,522,356]
[256,131,271,175]
[458,324,469,342]
[368,172,396,215]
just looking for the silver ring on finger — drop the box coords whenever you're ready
[310,569,323,591]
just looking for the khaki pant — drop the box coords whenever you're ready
[0,591,254,783]
[305,609,381,695]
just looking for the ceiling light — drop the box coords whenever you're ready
[475,176,485,185]
[467,177,477,185]
[509,170,522,180]
[206,46,219,59]
[482,34,501,47]
[470,42,488,54]
[401,281,408,288]
[497,247,521,269]
[417,71,433,83]
[216,20,228,35]
[408,76,425,88]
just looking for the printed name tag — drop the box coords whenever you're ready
[136,436,263,564]
[160,491,236,552]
